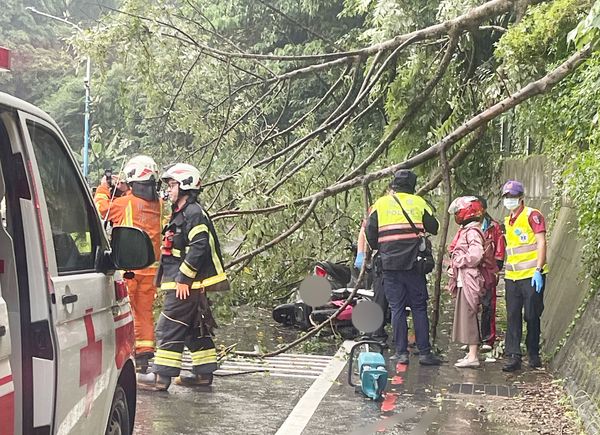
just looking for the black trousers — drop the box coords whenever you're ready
[371,270,389,338]
[504,276,545,357]
[154,290,218,377]
[383,269,431,355]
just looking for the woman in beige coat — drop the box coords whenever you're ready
[447,196,486,368]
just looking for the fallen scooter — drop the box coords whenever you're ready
[272,260,374,338]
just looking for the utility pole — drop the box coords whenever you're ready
[26,7,91,178]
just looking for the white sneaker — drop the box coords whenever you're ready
[454,358,480,368]
[481,344,492,352]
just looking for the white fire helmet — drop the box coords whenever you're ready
[124,155,158,183]
[161,163,202,191]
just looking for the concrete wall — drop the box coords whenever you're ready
[495,156,600,433]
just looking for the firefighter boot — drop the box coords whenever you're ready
[135,352,153,374]
[137,372,171,391]
[174,373,214,387]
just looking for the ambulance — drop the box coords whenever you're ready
[0,92,155,434]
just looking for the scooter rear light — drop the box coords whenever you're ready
[115,279,128,301]
[314,265,328,278]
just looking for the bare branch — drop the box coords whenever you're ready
[339,33,459,182]
[187,0,520,63]
[217,45,591,226]
[417,126,487,195]
[225,197,320,268]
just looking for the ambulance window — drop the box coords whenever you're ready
[27,123,100,274]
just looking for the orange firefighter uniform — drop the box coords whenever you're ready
[94,184,162,359]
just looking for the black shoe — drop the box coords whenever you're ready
[389,352,409,365]
[419,353,442,366]
[502,356,522,372]
[528,355,542,368]
[135,353,153,374]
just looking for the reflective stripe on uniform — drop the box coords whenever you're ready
[191,348,217,365]
[505,259,538,271]
[379,223,423,232]
[135,340,155,348]
[378,233,420,243]
[207,231,225,275]
[160,273,228,291]
[188,224,209,241]
[171,247,190,258]
[154,349,182,368]
[506,244,537,256]
[179,261,197,279]
[123,200,134,226]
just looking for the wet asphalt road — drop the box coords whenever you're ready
[135,373,313,434]
[134,300,546,434]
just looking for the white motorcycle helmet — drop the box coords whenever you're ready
[161,163,202,191]
[124,155,158,183]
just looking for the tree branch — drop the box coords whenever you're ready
[339,33,459,183]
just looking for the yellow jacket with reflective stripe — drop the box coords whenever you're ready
[159,199,228,292]
[366,193,435,271]
[504,207,548,280]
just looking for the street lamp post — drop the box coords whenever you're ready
[26,7,91,178]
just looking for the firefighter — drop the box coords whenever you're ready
[138,163,228,391]
[501,180,548,372]
[94,155,162,372]
[365,169,442,366]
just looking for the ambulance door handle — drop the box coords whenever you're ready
[62,294,78,305]
[0,325,5,337]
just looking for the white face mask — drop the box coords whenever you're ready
[503,198,520,211]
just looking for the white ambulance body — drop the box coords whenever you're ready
[0,92,153,434]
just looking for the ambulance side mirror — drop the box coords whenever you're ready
[110,226,155,270]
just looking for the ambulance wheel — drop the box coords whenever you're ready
[106,385,131,435]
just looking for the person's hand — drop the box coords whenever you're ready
[101,175,110,187]
[531,270,544,294]
[354,252,365,269]
[116,180,129,192]
[176,282,190,300]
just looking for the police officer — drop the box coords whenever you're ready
[366,170,441,365]
[138,163,229,390]
[501,180,548,372]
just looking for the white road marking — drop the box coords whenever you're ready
[181,350,334,380]
[274,340,353,435]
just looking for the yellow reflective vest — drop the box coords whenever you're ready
[504,207,548,281]
[367,192,433,270]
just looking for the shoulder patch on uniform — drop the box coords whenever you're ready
[532,214,541,225]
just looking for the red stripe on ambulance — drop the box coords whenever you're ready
[0,374,14,435]
[114,311,134,369]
